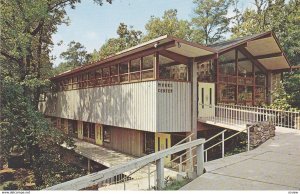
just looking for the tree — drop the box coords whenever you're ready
[231,0,300,65]
[0,77,81,187]
[283,71,300,108]
[269,80,291,110]
[191,0,234,44]
[54,41,91,74]
[91,23,142,60]
[231,0,300,109]
[0,0,112,109]
[143,9,192,41]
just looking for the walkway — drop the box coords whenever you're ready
[62,139,178,187]
[181,127,300,190]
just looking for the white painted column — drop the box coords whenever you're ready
[156,158,164,189]
[196,143,204,176]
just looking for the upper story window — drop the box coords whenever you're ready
[159,55,188,81]
[55,51,190,92]
[197,60,215,82]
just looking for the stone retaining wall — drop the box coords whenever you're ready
[248,122,275,148]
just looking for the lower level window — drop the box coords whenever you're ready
[103,127,111,143]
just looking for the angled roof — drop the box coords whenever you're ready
[51,35,216,80]
[209,33,261,51]
[51,31,292,80]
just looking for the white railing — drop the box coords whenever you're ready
[46,138,205,190]
[199,103,300,129]
[168,125,252,171]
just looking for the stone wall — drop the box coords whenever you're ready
[248,122,276,148]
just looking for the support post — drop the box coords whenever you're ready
[87,159,91,174]
[148,163,151,190]
[179,155,182,173]
[196,143,204,176]
[156,158,164,189]
[247,127,250,151]
[222,131,225,158]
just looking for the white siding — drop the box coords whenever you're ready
[156,81,191,132]
[41,81,191,133]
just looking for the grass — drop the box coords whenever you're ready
[163,178,191,190]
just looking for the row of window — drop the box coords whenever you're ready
[56,53,189,91]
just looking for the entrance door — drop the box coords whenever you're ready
[198,82,215,118]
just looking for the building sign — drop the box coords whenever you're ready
[158,82,173,93]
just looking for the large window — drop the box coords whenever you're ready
[68,120,78,136]
[83,122,95,139]
[142,55,154,80]
[217,49,267,105]
[159,55,188,81]
[130,58,141,81]
[197,60,215,82]
[56,51,191,91]
[103,127,111,143]
[218,84,236,102]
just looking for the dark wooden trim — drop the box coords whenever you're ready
[271,66,300,73]
[254,52,283,60]
[238,47,268,73]
[169,36,217,53]
[217,31,272,55]
[194,53,218,63]
[235,49,238,104]
[51,41,176,81]
[218,43,248,55]
[159,50,190,65]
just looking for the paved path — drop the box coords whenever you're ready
[181,127,300,190]
[63,139,178,187]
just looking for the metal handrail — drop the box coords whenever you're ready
[204,128,247,152]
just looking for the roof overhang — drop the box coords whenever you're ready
[216,31,291,72]
[51,35,216,81]
[245,32,290,71]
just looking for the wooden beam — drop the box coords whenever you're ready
[218,42,248,55]
[221,52,283,64]
[159,50,190,65]
[254,52,283,60]
[238,47,268,73]
[194,53,218,63]
[271,66,300,73]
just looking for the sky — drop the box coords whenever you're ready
[51,0,254,66]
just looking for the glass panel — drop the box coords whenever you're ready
[238,86,253,104]
[130,72,140,81]
[89,123,95,139]
[159,55,188,81]
[119,62,129,74]
[142,70,153,80]
[102,67,110,84]
[120,74,129,82]
[255,86,266,105]
[197,60,215,82]
[142,55,154,70]
[238,60,253,85]
[95,68,102,78]
[103,127,111,143]
[218,84,236,102]
[255,66,266,86]
[83,122,89,138]
[110,65,118,75]
[130,58,140,72]
[219,50,235,62]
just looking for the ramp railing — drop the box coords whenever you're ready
[46,138,205,190]
[199,103,300,129]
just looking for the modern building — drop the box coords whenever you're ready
[39,31,296,163]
